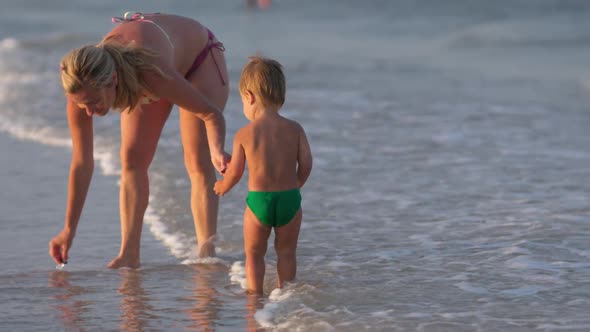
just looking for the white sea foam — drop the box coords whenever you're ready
[551,261,590,269]
[439,311,480,319]
[93,149,120,176]
[0,72,43,85]
[499,245,531,256]
[144,204,193,259]
[181,256,229,266]
[325,260,351,269]
[0,120,71,148]
[505,256,556,271]
[537,323,590,331]
[454,282,489,294]
[253,284,347,331]
[566,299,589,306]
[569,248,590,258]
[229,261,247,289]
[0,121,121,181]
[0,38,19,50]
[370,309,395,318]
[255,287,296,328]
[449,272,469,281]
[405,312,431,319]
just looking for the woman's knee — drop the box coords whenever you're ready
[184,151,215,181]
[120,146,152,173]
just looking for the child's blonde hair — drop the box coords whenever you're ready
[239,56,285,108]
[60,37,168,112]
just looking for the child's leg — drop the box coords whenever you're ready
[274,209,302,288]
[243,206,272,294]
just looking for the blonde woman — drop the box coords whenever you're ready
[49,12,230,268]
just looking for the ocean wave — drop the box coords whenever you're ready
[444,19,590,50]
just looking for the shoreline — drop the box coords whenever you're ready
[0,131,174,273]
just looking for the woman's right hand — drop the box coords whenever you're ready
[49,229,74,265]
[211,150,231,175]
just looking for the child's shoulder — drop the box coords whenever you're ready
[290,119,307,136]
[234,121,266,143]
[280,115,304,130]
[234,124,253,139]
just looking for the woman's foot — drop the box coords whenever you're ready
[197,236,217,258]
[108,255,140,269]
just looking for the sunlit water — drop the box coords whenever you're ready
[1,0,589,330]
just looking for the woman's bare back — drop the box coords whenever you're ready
[106,13,210,75]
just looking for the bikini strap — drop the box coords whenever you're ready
[112,11,145,24]
[111,12,173,49]
[207,30,226,85]
[208,30,226,52]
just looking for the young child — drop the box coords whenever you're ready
[214,56,312,294]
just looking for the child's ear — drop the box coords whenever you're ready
[247,90,256,105]
[248,91,256,105]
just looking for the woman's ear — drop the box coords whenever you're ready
[112,72,118,87]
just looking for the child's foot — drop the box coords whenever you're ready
[108,255,140,269]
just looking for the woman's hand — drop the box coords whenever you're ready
[211,150,231,175]
[49,229,74,265]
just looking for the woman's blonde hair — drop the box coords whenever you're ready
[239,56,285,108]
[60,37,168,112]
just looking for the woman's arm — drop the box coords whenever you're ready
[145,67,227,172]
[49,99,94,264]
[214,130,246,195]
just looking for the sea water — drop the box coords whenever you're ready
[1,0,589,330]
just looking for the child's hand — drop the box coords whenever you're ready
[213,180,226,196]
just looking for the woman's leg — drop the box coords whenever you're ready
[180,45,229,257]
[179,113,219,257]
[274,209,302,288]
[243,207,272,294]
[109,101,173,268]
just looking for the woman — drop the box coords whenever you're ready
[49,12,230,268]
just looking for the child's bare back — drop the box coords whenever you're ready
[238,114,305,191]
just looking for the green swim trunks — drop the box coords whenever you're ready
[246,189,302,227]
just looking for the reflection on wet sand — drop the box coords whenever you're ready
[118,269,155,331]
[49,265,268,330]
[246,293,266,332]
[48,271,90,330]
[185,264,223,331]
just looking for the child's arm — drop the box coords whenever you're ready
[296,125,313,188]
[214,130,246,196]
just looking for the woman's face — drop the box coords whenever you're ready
[70,77,116,117]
